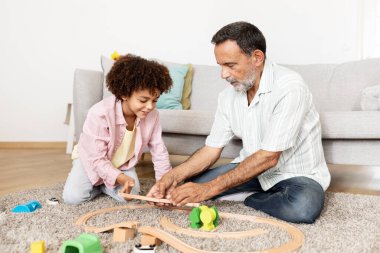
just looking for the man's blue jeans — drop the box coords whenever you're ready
[188,163,325,224]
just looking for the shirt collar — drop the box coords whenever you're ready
[115,99,125,125]
[256,59,275,95]
[115,99,141,127]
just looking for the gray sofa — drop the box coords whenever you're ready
[73,58,380,166]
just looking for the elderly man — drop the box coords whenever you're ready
[148,21,331,224]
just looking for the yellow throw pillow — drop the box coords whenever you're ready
[181,64,193,110]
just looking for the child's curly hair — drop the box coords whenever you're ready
[106,54,173,100]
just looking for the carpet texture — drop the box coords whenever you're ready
[0,179,379,253]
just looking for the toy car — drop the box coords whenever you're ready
[133,243,156,253]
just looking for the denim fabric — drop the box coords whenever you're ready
[189,163,325,224]
[63,159,140,205]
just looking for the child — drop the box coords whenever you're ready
[63,54,173,205]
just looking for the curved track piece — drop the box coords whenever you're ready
[75,205,154,227]
[75,204,304,253]
[160,216,267,239]
[219,213,304,253]
[139,226,225,253]
[85,221,139,233]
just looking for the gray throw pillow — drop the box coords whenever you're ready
[360,85,380,111]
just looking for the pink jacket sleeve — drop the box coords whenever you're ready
[79,108,121,187]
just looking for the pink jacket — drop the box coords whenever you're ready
[78,95,172,188]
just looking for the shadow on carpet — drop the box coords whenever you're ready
[0,179,379,253]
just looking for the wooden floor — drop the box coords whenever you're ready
[0,148,379,196]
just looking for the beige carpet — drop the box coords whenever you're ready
[0,179,379,253]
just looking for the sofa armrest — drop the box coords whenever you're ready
[73,69,104,138]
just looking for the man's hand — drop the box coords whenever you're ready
[169,182,215,206]
[146,174,178,206]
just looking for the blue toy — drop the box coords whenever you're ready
[12,200,42,213]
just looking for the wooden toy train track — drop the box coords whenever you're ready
[76,204,304,253]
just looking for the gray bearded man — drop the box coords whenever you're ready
[147,21,331,224]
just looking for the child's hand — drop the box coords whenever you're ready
[121,177,135,194]
[117,174,135,194]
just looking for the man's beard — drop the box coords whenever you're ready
[227,70,257,92]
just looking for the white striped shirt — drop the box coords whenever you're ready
[205,60,331,191]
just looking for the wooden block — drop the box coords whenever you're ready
[141,234,162,246]
[113,227,135,242]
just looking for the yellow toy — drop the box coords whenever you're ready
[199,205,218,231]
[110,51,121,61]
[31,240,45,253]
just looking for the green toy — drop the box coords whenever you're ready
[189,207,202,229]
[211,206,219,226]
[61,233,103,253]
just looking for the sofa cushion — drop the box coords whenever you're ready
[190,58,380,112]
[320,111,380,138]
[159,110,380,139]
[190,64,230,111]
[285,58,380,112]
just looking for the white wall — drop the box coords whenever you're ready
[366,0,380,56]
[0,0,364,141]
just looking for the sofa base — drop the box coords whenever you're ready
[323,139,380,165]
